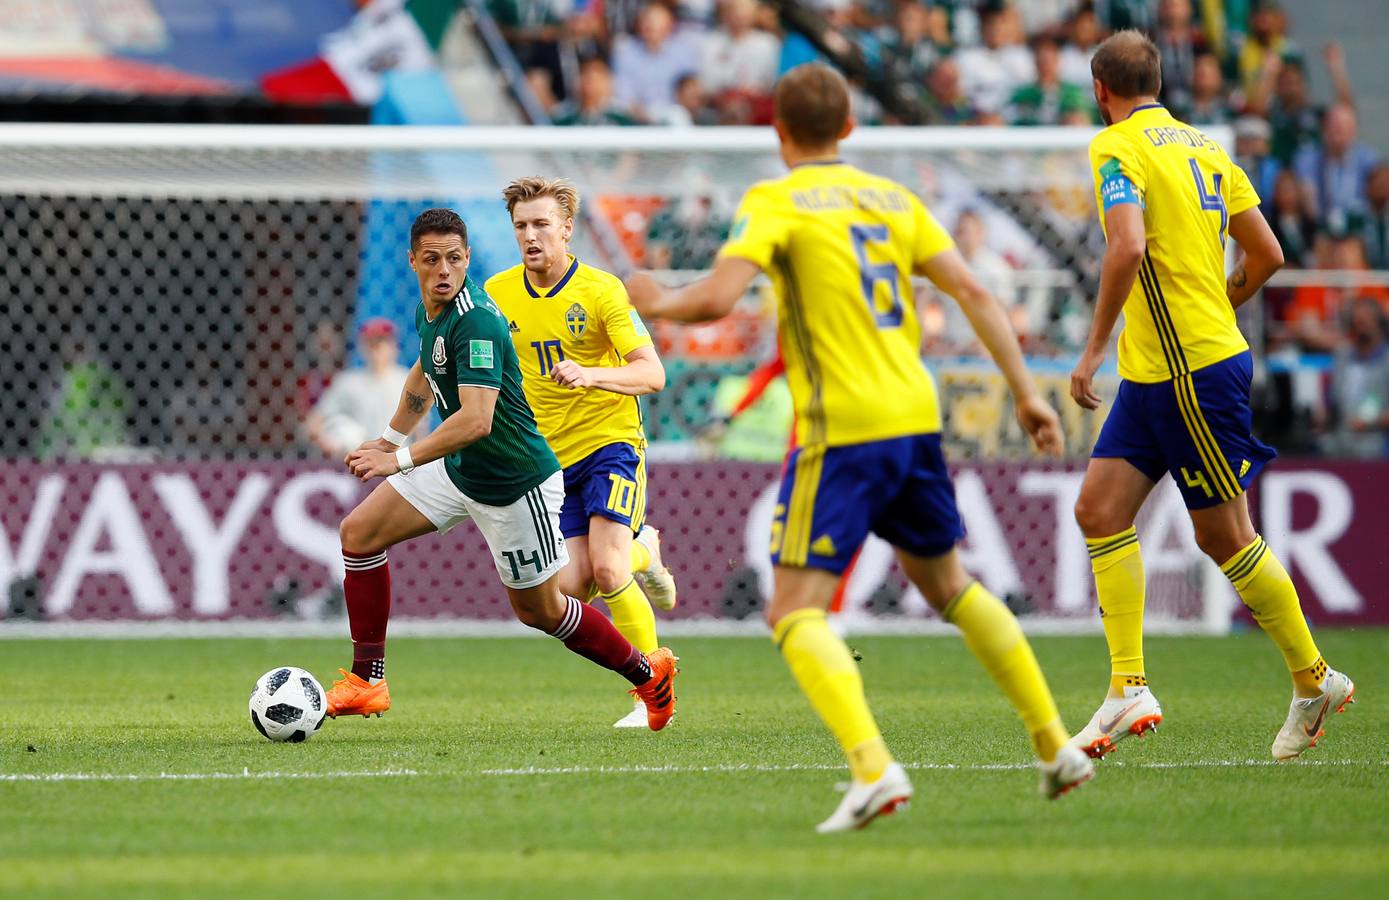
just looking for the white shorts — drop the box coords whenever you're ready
[388,461,569,589]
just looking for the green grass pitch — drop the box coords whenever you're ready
[3,630,1386,898]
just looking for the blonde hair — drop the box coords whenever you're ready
[502,176,582,220]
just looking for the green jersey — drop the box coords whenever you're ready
[414,276,559,505]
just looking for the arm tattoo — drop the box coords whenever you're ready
[406,391,429,414]
[1230,267,1248,289]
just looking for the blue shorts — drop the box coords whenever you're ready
[558,443,647,539]
[770,433,965,574]
[1092,351,1276,510]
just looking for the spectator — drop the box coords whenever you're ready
[525,66,559,118]
[658,72,719,125]
[552,56,641,125]
[1269,168,1318,269]
[938,209,1018,348]
[1015,0,1077,36]
[924,56,980,125]
[489,0,572,104]
[1234,116,1280,204]
[1251,44,1354,164]
[1186,51,1229,125]
[1236,0,1293,97]
[611,2,701,121]
[955,7,1034,117]
[305,319,412,460]
[880,1,944,106]
[1294,104,1381,233]
[1323,297,1389,458]
[296,318,344,418]
[1006,33,1094,126]
[39,342,132,461]
[1285,235,1389,351]
[699,0,780,97]
[1095,0,1155,33]
[1360,165,1389,270]
[645,194,731,268]
[1258,57,1318,165]
[1059,6,1103,88]
[1153,0,1207,119]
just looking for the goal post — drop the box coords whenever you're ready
[0,124,1234,634]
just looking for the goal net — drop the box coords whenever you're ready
[0,124,1234,633]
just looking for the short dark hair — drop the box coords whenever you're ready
[410,207,468,249]
[774,63,850,148]
[1090,30,1162,98]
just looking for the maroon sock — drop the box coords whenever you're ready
[343,550,390,681]
[550,596,652,686]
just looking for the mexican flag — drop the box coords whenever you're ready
[262,0,457,104]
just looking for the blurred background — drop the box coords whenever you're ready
[0,0,1384,630]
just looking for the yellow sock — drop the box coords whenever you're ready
[1221,536,1324,696]
[944,582,1067,762]
[1086,527,1146,698]
[773,608,891,782]
[598,577,658,654]
[631,539,652,573]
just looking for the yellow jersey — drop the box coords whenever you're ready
[1089,104,1260,383]
[719,161,953,447]
[485,257,653,468]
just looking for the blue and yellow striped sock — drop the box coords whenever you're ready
[1086,527,1147,698]
[1221,536,1325,697]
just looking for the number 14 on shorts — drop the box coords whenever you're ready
[501,549,544,582]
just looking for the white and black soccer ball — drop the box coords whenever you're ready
[249,667,326,743]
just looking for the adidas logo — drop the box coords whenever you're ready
[508,320,521,334]
[810,534,837,557]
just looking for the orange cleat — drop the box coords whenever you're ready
[629,648,679,731]
[325,668,391,719]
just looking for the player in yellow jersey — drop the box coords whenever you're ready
[486,176,679,729]
[626,63,1093,832]
[1069,31,1354,761]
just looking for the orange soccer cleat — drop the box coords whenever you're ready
[325,668,391,719]
[629,647,679,731]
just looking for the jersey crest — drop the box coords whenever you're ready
[565,303,587,337]
[431,335,447,367]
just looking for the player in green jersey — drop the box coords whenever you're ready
[325,208,678,731]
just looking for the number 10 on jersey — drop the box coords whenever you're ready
[532,340,565,376]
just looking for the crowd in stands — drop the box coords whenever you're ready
[490,0,1388,454]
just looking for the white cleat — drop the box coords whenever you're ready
[815,762,913,834]
[633,525,678,611]
[613,697,649,729]
[1272,669,1355,761]
[1040,745,1095,799]
[1069,686,1163,759]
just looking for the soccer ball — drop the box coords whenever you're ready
[249,667,327,743]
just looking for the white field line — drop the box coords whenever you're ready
[0,767,420,783]
[5,759,1383,784]
[478,759,1387,776]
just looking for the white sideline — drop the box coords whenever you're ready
[0,616,1223,640]
[478,759,1385,776]
[0,767,419,783]
[4,759,1381,784]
